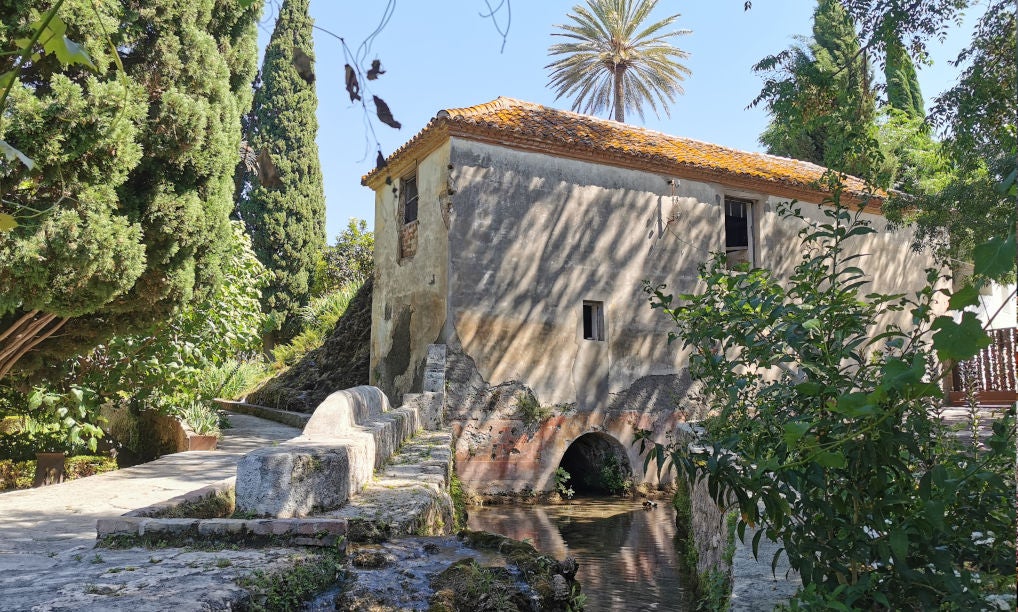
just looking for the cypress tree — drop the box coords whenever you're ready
[884,37,925,119]
[0,0,261,378]
[755,0,880,179]
[239,0,326,344]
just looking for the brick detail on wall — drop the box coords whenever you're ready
[399,220,418,260]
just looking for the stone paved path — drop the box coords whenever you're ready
[0,412,303,611]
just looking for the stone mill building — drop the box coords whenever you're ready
[361,97,937,497]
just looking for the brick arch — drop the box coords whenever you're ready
[556,431,632,494]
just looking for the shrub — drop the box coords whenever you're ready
[0,459,34,490]
[64,455,118,479]
[639,190,1015,609]
[272,282,360,368]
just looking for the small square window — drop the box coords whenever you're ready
[582,301,605,341]
[401,175,419,224]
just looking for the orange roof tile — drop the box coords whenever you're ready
[362,97,882,211]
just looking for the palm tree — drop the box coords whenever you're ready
[546,0,692,123]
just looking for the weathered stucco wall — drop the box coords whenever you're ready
[369,141,451,404]
[757,195,939,331]
[445,140,720,494]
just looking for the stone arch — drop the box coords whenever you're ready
[557,431,633,495]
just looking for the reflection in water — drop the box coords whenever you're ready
[468,498,694,611]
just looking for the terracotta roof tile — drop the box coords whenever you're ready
[363,97,880,209]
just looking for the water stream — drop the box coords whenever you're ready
[468,497,696,611]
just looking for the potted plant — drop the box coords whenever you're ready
[179,401,221,451]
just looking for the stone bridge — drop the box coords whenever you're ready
[436,339,700,497]
[451,409,692,496]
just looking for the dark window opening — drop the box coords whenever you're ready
[725,197,753,267]
[402,175,419,224]
[582,301,605,341]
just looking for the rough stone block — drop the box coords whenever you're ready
[235,445,354,518]
[303,386,391,439]
[139,518,198,537]
[197,519,246,538]
[268,520,293,536]
[423,344,446,393]
[96,517,143,537]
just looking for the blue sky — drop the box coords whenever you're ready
[255,1,977,240]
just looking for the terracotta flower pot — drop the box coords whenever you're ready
[186,433,219,451]
[32,452,66,487]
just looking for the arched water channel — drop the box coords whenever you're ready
[467,431,695,610]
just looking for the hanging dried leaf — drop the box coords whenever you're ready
[292,47,315,84]
[373,96,401,129]
[366,59,385,80]
[344,64,361,102]
[376,150,388,170]
[256,148,282,188]
[239,140,258,174]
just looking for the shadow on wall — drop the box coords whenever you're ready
[446,149,718,410]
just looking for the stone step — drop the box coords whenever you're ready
[318,430,455,541]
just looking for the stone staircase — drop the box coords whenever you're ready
[320,429,455,541]
[97,345,453,546]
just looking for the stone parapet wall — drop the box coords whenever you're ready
[235,386,422,518]
[97,516,348,549]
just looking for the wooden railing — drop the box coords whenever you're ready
[949,327,1017,404]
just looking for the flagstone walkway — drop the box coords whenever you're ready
[0,412,302,611]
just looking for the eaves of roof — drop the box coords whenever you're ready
[362,97,884,213]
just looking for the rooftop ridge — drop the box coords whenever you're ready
[363,97,881,210]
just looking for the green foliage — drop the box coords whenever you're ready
[450,471,469,529]
[74,224,264,409]
[0,453,116,491]
[10,221,268,449]
[63,454,116,479]
[312,218,374,297]
[905,0,1015,271]
[270,282,359,368]
[238,0,325,342]
[752,0,881,181]
[0,0,262,375]
[882,35,923,119]
[238,548,345,612]
[515,392,550,425]
[0,458,34,490]
[596,454,632,497]
[554,466,575,499]
[640,192,1015,609]
[546,0,691,123]
[179,402,221,437]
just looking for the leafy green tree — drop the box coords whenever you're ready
[68,222,266,411]
[753,0,881,180]
[546,0,691,123]
[0,0,261,379]
[922,0,1015,264]
[640,191,1015,609]
[312,218,374,297]
[0,221,268,454]
[238,0,326,343]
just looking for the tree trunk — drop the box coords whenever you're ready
[0,313,68,380]
[613,67,625,123]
